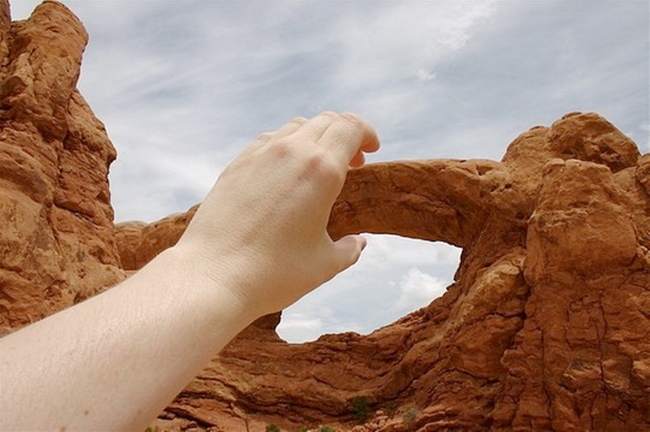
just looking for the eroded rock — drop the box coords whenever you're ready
[0,0,123,334]
[0,2,648,431]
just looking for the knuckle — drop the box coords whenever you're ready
[339,112,361,125]
[319,111,338,119]
[290,116,308,124]
[305,149,344,182]
[256,132,273,141]
[268,138,295,159]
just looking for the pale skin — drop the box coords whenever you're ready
[0,112,380,431]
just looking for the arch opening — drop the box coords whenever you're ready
[277,234,462,343]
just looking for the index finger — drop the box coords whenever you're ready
[317,112,380,166]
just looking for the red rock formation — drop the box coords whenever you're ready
[1,2,648,431]
[0,0,124,335]
[123,113,650,432]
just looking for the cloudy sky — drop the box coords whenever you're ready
[12,0,650,342]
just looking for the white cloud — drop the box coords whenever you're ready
[323,1,498,134]
[393,268,447,314]
[359,235,462,270]
[332,0,497,89]
[417,69,436,82]
[9,0,43,19]
[276,313,322,334]
[639,123,650,152]
[278,235,461,343]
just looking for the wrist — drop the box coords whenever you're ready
[158,242,262,327]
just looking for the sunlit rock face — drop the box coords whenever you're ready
[0,0,124,335]
[1,2,649,431]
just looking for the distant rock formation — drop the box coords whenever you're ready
[1,2,648,431]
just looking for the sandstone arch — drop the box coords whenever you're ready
[117,112,648,431]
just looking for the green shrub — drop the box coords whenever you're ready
[384,400,398,416]
[266,424,281,432]
[403,406,418,424]
[350,395,370,423]
[298,426,309,432]
[318,426,336,432]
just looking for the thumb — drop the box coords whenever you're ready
[330,234,367,274]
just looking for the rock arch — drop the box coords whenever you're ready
[115,112,649,432]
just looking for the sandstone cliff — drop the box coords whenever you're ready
[1,2,648,431]
[0,0,124,335]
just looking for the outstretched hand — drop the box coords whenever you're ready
[0,111,379,431]
[180,112,380,316]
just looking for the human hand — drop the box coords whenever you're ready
[178,112,380,317]
[0,112,378,431]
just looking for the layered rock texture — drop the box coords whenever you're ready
[1,2,648,431]
[0,0,123,334]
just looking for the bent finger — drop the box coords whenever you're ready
[329,234,367,276]
[349,150,365,168]
[289,111,340,143]
[269,116,308,141]
[317,112,380,167]
[243,117,309,157]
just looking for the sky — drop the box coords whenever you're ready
[11,0,650,342]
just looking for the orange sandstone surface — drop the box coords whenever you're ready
[0,2,648,431]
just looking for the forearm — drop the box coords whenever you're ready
[0,244,255,431]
